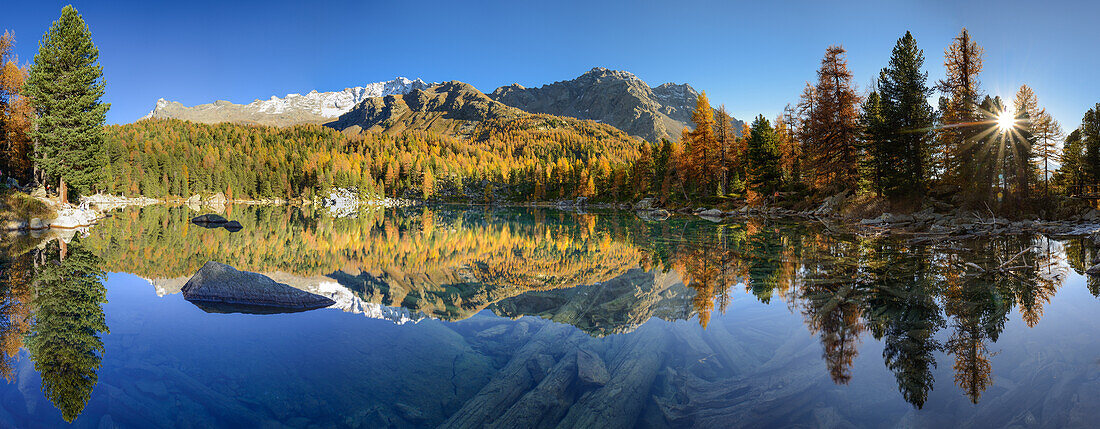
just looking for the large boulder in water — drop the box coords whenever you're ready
[191,214,227,224]
[181,261,335,314]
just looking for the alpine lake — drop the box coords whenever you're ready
[0,204,1098,428]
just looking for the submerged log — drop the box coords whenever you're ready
[181,261,334,313]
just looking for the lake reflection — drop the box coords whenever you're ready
[0,205,1098,427]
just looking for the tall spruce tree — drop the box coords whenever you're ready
[1056,129,1085,193]
[746,115,782,196]
[859,91,889,195]
[1081,104,1100,189]
[24,6,109,203]
[877,31,934,198]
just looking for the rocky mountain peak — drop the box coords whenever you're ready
[490,68,741,142]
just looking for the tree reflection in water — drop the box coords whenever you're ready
[0,237,108,423]
[672,219,1092,409]
[49,205,1100,411]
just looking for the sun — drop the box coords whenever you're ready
[996,109,1015,132]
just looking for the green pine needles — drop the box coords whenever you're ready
[24,5,109,200]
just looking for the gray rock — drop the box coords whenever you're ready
[1087,264,1100,276]
[698,209,723,218]
[223,220,243,232]
[636,209,670,222]
[50,208,97,229]
[28,217,46,231]
[576,349,609,386]
[181,261,335,313]
[191,214,227,224]
[633,198,655,211]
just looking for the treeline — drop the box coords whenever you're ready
[101,115,645,201]
[628,29,1100,214]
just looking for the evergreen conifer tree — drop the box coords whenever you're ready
[877,31,934,198]
[24,6,109,203]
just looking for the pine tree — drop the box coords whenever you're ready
[805,46,862,191]
[0,31,33,183]
[1006,90,1037,204]
[937,28,984,188]
[421,167,434,199]
[684,92,717,196]
[774,112,801,188]
[1014,85,1062,199]
[860,91,889,195]
[715,105,734,195]
[1056,129,1085,194]
[24,6,109,203]
[746,115,782,197]
[1081,104,1100,190]
[877,31,934,198]
[630,142,654,197]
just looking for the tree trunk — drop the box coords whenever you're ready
[59,177,68,205]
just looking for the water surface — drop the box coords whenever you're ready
[0,205,1098,428]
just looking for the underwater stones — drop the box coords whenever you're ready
[576,349,609,386]
[181,261,335,313]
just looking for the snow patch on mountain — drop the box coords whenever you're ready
[310,281,426,324]
[143,77,433,122]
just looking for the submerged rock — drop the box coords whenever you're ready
[576,350,609,386]
[181,261,335,313]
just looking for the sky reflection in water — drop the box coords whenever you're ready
[0,205,1098,428]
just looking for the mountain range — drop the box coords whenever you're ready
[143,77,432,127]
[490,67,742,142]
[144,68,739,143]
[325,81,525,136]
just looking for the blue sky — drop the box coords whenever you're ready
[3,0,1099,130]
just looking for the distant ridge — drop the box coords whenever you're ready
[326,81,525,136]
[490,67,742,143]
[143,77,433,127]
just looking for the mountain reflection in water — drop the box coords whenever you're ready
[0,204,1097,427]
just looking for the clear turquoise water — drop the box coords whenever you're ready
[1,206,1098,428]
